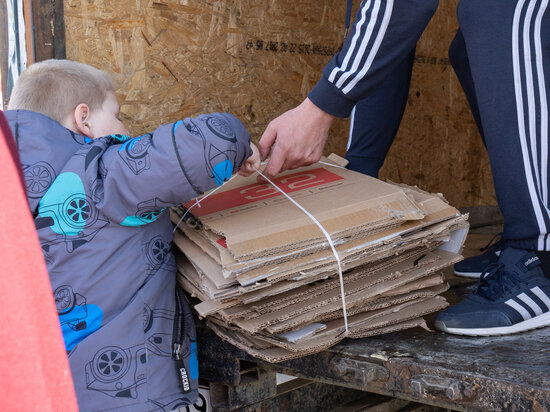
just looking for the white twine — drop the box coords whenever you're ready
[318,160,347,169]
[172,173,239,234]
[252,167,349,336]
[172,161,270,233]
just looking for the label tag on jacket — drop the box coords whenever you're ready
[177,359,192,393]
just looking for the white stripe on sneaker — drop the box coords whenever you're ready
[517,292,543,316]
[532,286,550,309]
[505,299,531,320]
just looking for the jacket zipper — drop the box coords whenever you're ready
[173,286,184,359]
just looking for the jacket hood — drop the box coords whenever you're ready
[4,109,91,214]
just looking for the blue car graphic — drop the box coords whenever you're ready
[55,285,103,351]
[36,172,108,252]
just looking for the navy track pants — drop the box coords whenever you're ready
[346,0,550,250]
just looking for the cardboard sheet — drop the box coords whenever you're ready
[183,163,427,258]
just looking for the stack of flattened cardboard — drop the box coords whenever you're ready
[171,157,468,362]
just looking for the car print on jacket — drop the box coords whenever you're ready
[118,134,152,175]
[22,161,56,199]
[181,117,236,186]
[143,303,177,357]
[35,172,109,253]
[85,303,178,399]
[55,285,103,351]
[85,344,147,399]
[143,235,176,282]
[120,197,171,227]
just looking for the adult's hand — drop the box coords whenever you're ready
[259,98,335,179]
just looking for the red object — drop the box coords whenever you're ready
[0,110,78,411]
[185,167,344,217]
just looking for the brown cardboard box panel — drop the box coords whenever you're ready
[174,231,237,288]
[182,164,426,258]
[170,160,467,363]
[232,215,464,287]
[263,275,448,335]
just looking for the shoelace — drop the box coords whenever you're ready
[479,232,503,253]
[475,262,522,301]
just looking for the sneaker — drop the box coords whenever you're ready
[435,247,550,336]
[453,233,503,278]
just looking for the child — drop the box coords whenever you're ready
[6,59,260,411]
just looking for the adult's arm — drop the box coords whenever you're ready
[259,0,438,178]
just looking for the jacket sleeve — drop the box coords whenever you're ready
[93,113,252,226]
[308,0,438,118]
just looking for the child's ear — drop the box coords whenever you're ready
[73,103,94,138]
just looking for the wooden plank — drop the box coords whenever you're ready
[23,0,33,65]
[32,0,65,62]
[197,313,550,411]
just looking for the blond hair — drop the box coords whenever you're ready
[8,59,115,123]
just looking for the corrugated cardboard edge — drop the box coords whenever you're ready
[193,246,431,318]
[265,278,449,334]
[231,251,456,334]
[207,317,428,363]
[254,296,448,352]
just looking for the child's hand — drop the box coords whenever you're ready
[238,143,261,176]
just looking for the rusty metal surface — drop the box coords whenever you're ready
[197,283,550,412]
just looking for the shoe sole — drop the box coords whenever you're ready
[453,270,482,278]
[435,311,550,336]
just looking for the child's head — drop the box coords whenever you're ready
[8,59,128,138]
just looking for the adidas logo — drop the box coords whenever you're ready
[524,256,540,267]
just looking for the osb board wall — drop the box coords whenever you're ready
[63,0,496,208]
[64,0,346,135]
